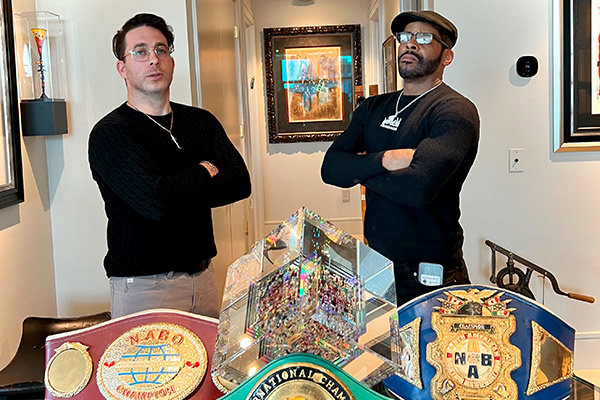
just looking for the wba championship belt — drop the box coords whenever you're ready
[217,353,391,400]
[44,309,222,400]
[383,285,575,400]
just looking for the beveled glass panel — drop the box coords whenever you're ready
[527,321,574,395]
[537,330,573,384]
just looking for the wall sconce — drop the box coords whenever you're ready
[14,11,68,136]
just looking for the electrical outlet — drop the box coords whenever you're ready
[509,148,524,172]
[342,189,350,203]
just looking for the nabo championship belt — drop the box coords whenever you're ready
[43,310,222,400]
[384,285,575,400]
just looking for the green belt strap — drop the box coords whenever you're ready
[217,353,391,400]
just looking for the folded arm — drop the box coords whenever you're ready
[363,112,478,207]
[321,107,387,187]
[382,148,416,171]
[89,126,213,221]
[89,113,250,220]
[200,113,251,208]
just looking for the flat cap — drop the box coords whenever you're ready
[391,10,458,48]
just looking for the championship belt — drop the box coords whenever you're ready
[383,285,575,400]
[43,309,222,400]
[218,353,391,400]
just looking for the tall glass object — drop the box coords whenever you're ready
[30,27,48,99]
[14,11,67,136]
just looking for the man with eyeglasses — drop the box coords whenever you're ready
[321,11,479,306]
[88,13,251,318]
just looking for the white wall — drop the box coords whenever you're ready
[0,0,58,371]
[32,0,194,317]
[0,137,57,370]
[0,141,57,370]
[434,0,600,369]
[381,0,400,46]
[253,0,371,236]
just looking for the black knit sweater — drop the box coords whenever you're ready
[321,83,479,267]
[89,102,251,277]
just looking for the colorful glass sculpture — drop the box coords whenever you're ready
[31,28,48,99]
[212,207,397,391]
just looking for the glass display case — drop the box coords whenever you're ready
[571,372,600,399]
[212,207,398,392]
[13,11,67,136]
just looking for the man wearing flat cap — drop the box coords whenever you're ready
[321,11,479,306]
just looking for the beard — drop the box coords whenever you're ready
[398,50,443,80]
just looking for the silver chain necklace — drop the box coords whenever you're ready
[129,103,181,149]
[380,82,443,131]
[394,81,443,116]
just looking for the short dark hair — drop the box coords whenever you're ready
[112,13,174,60]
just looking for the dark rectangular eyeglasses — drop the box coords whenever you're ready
[394,31,449,48]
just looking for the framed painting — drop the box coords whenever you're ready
[382,35,397,93]
[554,0,600,151]
[264,24,362,143]
[0,0,24,209]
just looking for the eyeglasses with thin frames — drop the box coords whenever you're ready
[394,31,449,48]
[121,45,174,62]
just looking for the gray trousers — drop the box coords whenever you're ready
[109,264,220,319]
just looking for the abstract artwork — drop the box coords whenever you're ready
[264,25,362,143]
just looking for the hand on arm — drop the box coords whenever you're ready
[201,114,251,207]
[382,148,415,171]
[199,160,219,177]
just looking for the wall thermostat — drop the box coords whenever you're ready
[516,56,538,77]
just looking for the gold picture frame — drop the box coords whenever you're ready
[382,35,397,94]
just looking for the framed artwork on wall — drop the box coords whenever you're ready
[263,24,362,143]
[554,0,600,152]
[0,0,24,209]
[382,35,397,93]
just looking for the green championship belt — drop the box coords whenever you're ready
[217,353,390,400]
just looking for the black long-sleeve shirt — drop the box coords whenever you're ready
[321,83,479,266]
[89,102,251,277]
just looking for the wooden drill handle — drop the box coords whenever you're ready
[568,293,596,303]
